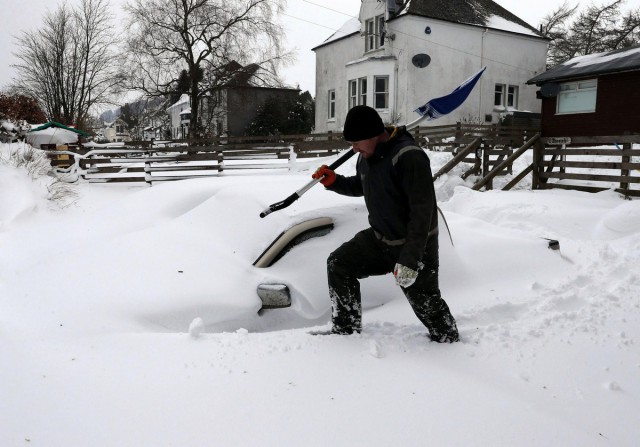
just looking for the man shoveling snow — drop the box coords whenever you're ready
[311,105,459,342]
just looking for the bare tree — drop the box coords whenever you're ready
[123,0,290,138]
[11,0,122,130]
[540,0,640,66]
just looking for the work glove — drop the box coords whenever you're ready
[312,165,336,187]
[394,263,418,288]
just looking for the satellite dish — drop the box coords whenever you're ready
[540,83,561,98]
[412,53,431,68]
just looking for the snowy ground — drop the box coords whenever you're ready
[1,141,639,446]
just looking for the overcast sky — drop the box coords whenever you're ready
[2,0,640,98]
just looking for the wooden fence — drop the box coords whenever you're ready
[425,130,639,197]
[47,125,639,198]
[412,122,540,150]
[48,125,534,185]
[532,136,640,198]
[46,132,350,184]
[422,124,541,189]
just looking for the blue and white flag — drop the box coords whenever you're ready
[414,66,487,120]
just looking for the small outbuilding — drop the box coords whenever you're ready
[527,46,640,137]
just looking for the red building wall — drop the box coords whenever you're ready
[541,71,640,137]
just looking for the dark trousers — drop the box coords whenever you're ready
[327,228,459,342]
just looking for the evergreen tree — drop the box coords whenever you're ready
[120,103,139,130]
[540,0,640,66]
[246,91,315,136]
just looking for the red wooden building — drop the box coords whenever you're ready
[527,46,640,137]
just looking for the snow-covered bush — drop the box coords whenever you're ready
[0,142,77,208]
[0,118,31,143]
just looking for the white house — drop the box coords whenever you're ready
[313,0,549,133]
[167,94,191,139]
[102,118,131,143]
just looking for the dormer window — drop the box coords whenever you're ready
[365,15,385,52]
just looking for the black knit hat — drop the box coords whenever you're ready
[343,105,385,141]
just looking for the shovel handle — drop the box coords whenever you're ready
[259,149,355,218]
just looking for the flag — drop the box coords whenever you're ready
[414,67,487,120]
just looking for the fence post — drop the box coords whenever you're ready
[289,143,299,171]
[620,142,631,195]
[532,139,543,190]
[482,141,492,190]
[217,150,224,173]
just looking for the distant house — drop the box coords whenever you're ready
[527,45,640,137]
[167,94,191,140]
[313,0,549,133]
[166,62,300,138]
[103,118,131,143]
[142,126,164,141]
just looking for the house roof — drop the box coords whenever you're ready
[29,121,91,137]
[315,17,361,48]
[527,45,640,85]
[167,94,190,111]
[313,0,542,50]
[396,0,540,36]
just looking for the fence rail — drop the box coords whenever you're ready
[532,137,640,197]
[46,132,351,184]
[45,128,640,198]
[45,125,540,185]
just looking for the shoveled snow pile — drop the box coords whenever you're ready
[0,142,638,446]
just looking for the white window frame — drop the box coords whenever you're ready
[494,83,519,109]
[507,85,518,108]
[374,76,389,110]
[348,80,357,109]
[377,15,385,48]
[328,89,336,120]
[556,79,597,114]
[348,77,368,109]
[494,84,505,107]
[359,77,367,105]
[365,14,385,52]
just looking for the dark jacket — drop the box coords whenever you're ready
[328,126,438,270]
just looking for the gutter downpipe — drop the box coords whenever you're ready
[479,28,488,119]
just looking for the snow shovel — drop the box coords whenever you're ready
[259,67,487,218]
[259,149,356,218]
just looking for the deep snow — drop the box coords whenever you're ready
[1,141,639,446]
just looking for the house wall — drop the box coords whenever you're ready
[103,127,116,142]
[102,119,131,143]
[314,0,548,133]
[541,71,640,137]
[396,16,547,125]
[315,34,363,134]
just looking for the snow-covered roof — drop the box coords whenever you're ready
[26,127,82,148]
[29,121,91,137]
[313,0,541,51]
[395,0,541,37]
[313,17,361,49]
[166,94,190,112]
[528,45,640,85]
